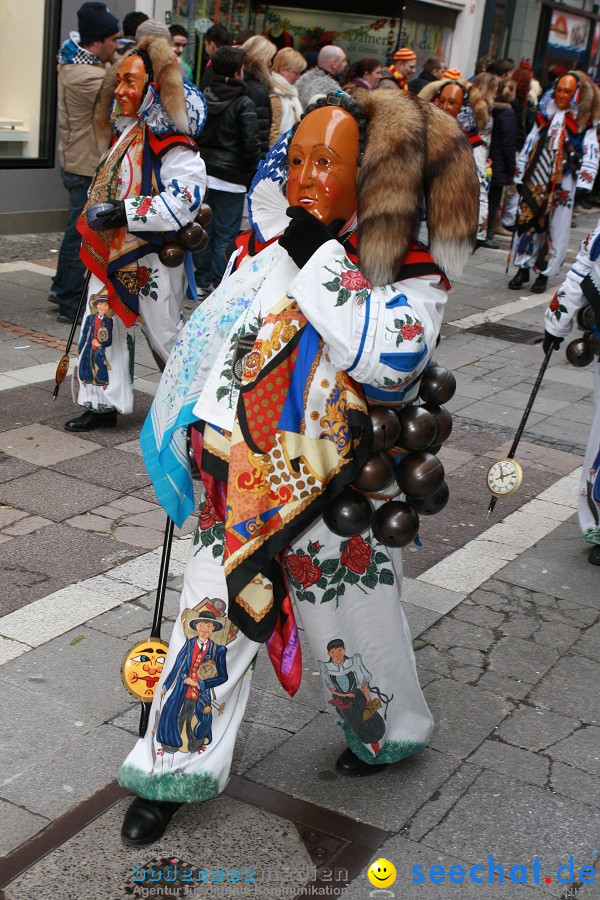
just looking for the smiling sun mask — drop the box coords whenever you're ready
[121,637,169,699]
[287,106,359,225]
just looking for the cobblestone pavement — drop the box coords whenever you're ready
[0,215,598,900]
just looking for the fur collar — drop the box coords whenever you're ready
[418,77,489,135]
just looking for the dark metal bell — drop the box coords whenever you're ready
[323,488,373,537]
[396,405,437,451]
[418,365,457,405]
[370,407,401,451]
[424,404,452,444]
[354,452,394,493]
[576,304,596,332]
[566,337,593,367]
[396,451,445,499]
[158,242,185,268]
[195,203,213,227]
[371,501,419,548]
[178,222,208,252]
[406,481,449,515]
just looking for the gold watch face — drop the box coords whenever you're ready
[486,458,523,498]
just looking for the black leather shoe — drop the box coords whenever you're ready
[508,268,530,290]
[335,748,389,777]
[531,274,548,293]
[121,797,182,846]
[64,409,118,432]
[589,545,600,566]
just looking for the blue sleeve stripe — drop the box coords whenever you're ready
[158,193,183,228]
[380,345,429,371]
[347,292,371,373]
[190,184,201,213]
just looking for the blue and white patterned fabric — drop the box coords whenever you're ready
[247,132,291,242]
[113,81,207,138]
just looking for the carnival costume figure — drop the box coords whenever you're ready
[510,72,600,294]
[542,222,600,565]
[118,90,479,846]
[65,36,207,432]
[419,77,490,245]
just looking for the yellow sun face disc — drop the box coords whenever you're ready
[121,637,169,700]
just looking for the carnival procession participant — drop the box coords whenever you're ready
[542,224,600,566]
[50,2,120,324]
[419,77,491,247]
[64,36,207,433]
[117,88,479,846]
[509,72,600,294]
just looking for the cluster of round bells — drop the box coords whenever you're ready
[157,202,213,268]
[323,365,456,548]
[567,305,600,367]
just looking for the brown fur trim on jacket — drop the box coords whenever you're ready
[94,36,188,153]
[575,71,600,130]
[355,90,479,283]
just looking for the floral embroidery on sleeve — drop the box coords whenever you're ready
[130,196,156,222]
[549,290,568,320]
[322,258,371,308]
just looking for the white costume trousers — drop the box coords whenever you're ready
[118,498,433,803]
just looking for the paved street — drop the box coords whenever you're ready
[0,216,598,900]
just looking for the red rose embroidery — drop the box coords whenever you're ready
[286,553,322,588]
[340,269,371,291]
[550,295,560,312]
[138,266,150,288]
[400,322,424,341]
[340,535,372,574]
[199,496,218,530]
[137,197,153,216]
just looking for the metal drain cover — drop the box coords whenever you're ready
[466,323,541,344]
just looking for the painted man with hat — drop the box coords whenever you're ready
[389,47,417,91]
[156,604,228,760]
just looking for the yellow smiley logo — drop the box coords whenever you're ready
[367,858,397,888]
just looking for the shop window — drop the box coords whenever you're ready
[0,0,61,167]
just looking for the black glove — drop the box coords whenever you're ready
[88,200,127,231]
[279,205,344,269]
[543,330,564,353]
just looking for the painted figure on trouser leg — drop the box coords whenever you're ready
[64,35,207,433]
[509,72,600,295]
[118,88,480,845]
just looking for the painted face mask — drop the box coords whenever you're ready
[554,74,577,111]
[121,637,169,700]
[287,105,360,225]
[438,83,465,119]
[114,54,149,117]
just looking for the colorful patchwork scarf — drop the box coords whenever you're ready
[199,293,372,644]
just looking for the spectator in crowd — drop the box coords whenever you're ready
[241,35,277,159]
[379,68,401,90]
[135,18,170,42]
[118,10,147,54]
[296,45,348,108]
[200,24,232,90]
[269,48,306,146]
[50,1,120,324]
[486,77,518,246]
[169,24,192,80]
[389,47,416,91]
[409,55,445,94]
[194,46,260,298]
[344,57,383,92]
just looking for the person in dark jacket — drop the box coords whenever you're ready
[241,35,276,159]
[408,55,445,95]
[200,24,232,91]
[486,77,518,245]
[194,46,260,296]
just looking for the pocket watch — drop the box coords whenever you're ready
[486,458,523,498]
